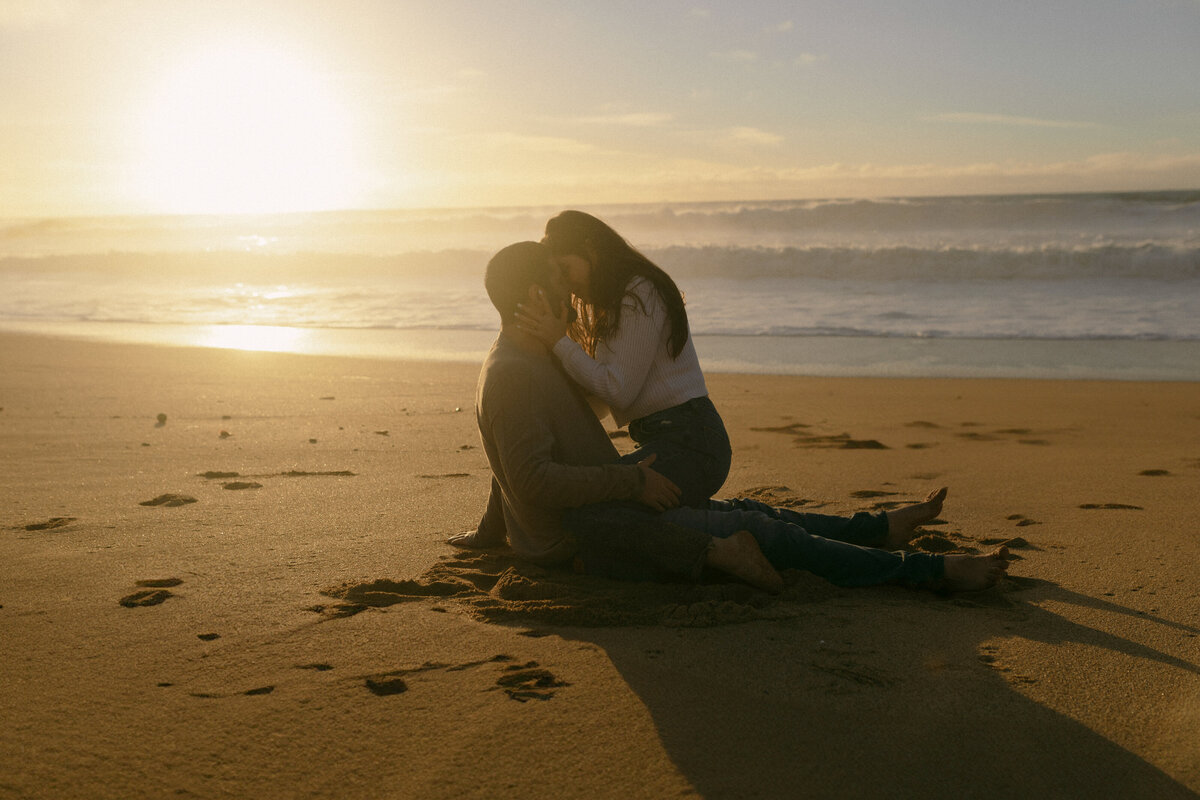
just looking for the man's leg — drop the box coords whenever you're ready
[447,477,507,548]
[715,487,948,549]
[564,502,782,592]
[663,503,942,588]
[564,502,711,583]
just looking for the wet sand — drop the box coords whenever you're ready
[1,331,1198,798]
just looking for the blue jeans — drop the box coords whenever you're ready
[620,396,731,507]
[662,498,945,588]
[567,497,943,588]
[566,502,711,583]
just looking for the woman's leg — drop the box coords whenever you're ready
[712,498,888,547]
[623,397,732,507]
[662,504,943,588]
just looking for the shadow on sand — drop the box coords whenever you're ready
[574,576,1199,799]
[324,556,1199,798]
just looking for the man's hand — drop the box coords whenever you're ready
[636,453,682,511]
[515,289,569,347]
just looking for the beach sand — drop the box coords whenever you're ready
[2,331,1198,799]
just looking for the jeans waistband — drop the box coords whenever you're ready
[634,395,711,423]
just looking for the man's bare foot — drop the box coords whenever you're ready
[446,527,506,549]
[706,531,784,594]
[885,486,948,548]
[942,547,1010,591]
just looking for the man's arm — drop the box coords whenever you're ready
[487,409,642,510]
[484,367,648,510]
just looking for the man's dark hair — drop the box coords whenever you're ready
[484,241,551,323]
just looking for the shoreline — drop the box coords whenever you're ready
[3,319,1198,382]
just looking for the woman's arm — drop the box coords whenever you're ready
[552,280,664,410]
[515,278,666,412]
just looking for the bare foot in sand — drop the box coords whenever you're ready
[942,547,1010,591]
[447,526,506,549]
[885,486,948,548]
[707,530,784,594]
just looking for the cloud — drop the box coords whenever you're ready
[711,49,758,63]
[424,149,1200,208]
[928,112,1097,129]
[577,151,1200,193]
[690,8,711,18]
[573,112,674,127]
[794,53,826,66]
[725,151,1200,183]
[455,132,599,155]
[727,126,784,145]
[766,20,794,33]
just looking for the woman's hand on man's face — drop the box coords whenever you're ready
[515,289,569,346]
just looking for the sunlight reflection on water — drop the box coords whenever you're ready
[197,324,311,352]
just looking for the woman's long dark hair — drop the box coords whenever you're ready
[543,210,690,359]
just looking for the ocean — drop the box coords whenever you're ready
[2,191,1198,380]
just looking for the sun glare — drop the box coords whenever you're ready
[136,41,361,214]
[199,324,310,353]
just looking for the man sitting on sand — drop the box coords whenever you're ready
[450,241,1009,594]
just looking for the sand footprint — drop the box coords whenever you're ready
[737,486,814,508]
[187,686,275,699]
[495,661,569,702]
[137,578,183,588]
[909,534,961,553]
[119,578,183,607]
[139,494,197,507]
[23,517,76,531]
[119,590,172,607]
[750,423,889,450]
[365,676,408,696]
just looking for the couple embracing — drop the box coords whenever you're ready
[450,211,1009,594]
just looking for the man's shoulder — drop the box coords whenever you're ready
[479,340,554,406]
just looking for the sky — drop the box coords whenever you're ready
[2,0,1199,216]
